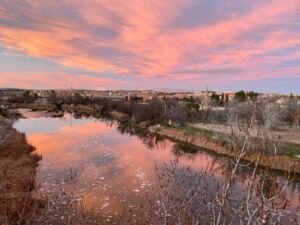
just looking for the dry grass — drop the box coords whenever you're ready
[12,103,57,112]
[0,118,42,225]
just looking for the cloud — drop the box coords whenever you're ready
[0,0,299,90]
[174,67,242,75]
[0,72,125,89]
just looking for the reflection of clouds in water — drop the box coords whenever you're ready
[14,114,300,217]
[17,116,159,215]
[14,112,92,134]
[75,153,155,216]
[92,153,117,166]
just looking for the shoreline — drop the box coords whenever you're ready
[14,104,300,174]
[0,115,42,224]
[149,125,300,174]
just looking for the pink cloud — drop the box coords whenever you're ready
[237,67,300,81]
[0,0,299,88]
[0,72,125,89]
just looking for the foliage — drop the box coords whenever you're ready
[234,90,247,102]
[247,91,258,101]
[7,91,38,104]
[185,102,199,111]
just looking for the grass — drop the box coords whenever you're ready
[166,123,300,159]
[279,142,300,157]
[165,123,227,145]
[13,102,57,112]
[168,124,215,139]
[0,117,42,224]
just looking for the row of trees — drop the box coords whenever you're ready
[209,91,259,106]
[7,91,38,103]
[96,98,202,125]
[5,89,299,128]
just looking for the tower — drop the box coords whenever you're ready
[205,85,209,107]
[205,85,208,100]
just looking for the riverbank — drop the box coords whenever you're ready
[0,115,42,224]
[60,104,300,174]
[9,105,300,224]
[13,103,300,174]
[149,125,300,174]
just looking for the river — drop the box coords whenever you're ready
[13,110,300,223]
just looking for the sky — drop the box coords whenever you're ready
[0,0,300,93]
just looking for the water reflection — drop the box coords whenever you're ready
[13,112,300,220]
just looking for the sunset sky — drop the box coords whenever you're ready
[0,0,300,92]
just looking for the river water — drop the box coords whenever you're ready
[13,110,300,222]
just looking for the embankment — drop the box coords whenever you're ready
[0,116,42,224]
[149,126,300,174]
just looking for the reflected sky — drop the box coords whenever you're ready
[13,112,300,217]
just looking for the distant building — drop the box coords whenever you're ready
[223,92,235,101]
[94,96,125,101]
[127,95,144,102]
[276,98,288,105]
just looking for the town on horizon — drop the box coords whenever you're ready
[1,86,299,110]
[1,87,299,95]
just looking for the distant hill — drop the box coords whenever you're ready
[0,88,29,94]
[0,88,29,92]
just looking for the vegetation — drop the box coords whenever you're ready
[8,89,299,158]
[172,124,217,140]
[234,90,247,101]
[234,90,258,102]
[7,91,38,104]
[0,90,299,224]
[0,107,21,119]
[0,115,42,225]
[280,142,300,157]
[59,98,202,126]
[24,158,300,224]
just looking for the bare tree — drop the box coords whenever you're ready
[210,107,293,224]
[147,102,297,224]
[259,103,284,155]
[288,99,300,128]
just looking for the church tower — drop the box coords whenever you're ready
[205,85,209,107]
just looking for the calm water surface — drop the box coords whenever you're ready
[13,110,300,218]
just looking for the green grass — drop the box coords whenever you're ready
[165,124,300,159]
[178,126,300,159]
[166,124,219,140]
[279,142,300,157]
